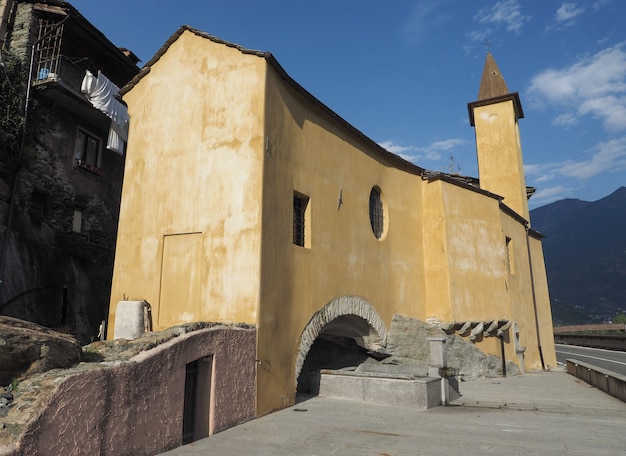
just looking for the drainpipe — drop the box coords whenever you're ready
[499,335,507,377]
[525,224,545,370]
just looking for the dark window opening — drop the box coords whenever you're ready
[182,356,213,444]
[182,360,198,445]
[369,186,384,239]
[74,129,103,174]
[293,192,310,247]
[28,190,48,224]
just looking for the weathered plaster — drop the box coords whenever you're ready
[108,28,556,416]
[1,325,256,456]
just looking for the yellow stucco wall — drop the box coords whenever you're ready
[527,234,558,368]
[108,29,556,416]
[258,66,428,413]
[473,101,529,220]
[108,31,266,331]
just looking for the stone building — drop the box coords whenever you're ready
[0,0,139,343]
[107,26,557,416]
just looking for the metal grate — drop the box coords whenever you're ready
[35,19,64,81]
[293,193,308,247]
[369,186,384,239]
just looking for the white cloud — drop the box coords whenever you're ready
[475,0,530,34]
[403,0,453,44]
[531,185,574,205]
[417,138,469,162]
[555,3,585,24]
[379,140,421,162]
[423,138,467,152]
[527,42,626,132]
[578,95,626,131]
[560,136,626,178]
[467,29,491,43]
[379,141,414,155]
[525,136,626,183]
[546,1,608,32]
[553,113,578,127]
[379,138,469,163]
[525,139,626,204]
[591,0,611,12]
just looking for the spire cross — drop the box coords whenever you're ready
[483,40,493,53]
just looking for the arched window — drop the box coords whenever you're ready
[369,186,385,239]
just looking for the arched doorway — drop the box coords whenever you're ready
[295,296,387,395]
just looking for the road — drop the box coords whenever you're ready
[555,343,626,376]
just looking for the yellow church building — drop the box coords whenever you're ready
[107,26,556,415]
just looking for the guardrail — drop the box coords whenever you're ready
[554,333,626,351]
[554,324,626,333]
[566,359,626,403]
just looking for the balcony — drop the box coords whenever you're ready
[32,54,88,98]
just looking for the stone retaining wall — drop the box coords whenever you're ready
[0,324,256,456]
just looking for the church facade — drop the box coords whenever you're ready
[107,26,556,415]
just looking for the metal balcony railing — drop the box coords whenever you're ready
[33,55,89,95]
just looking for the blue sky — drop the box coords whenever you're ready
[70,0,626,208]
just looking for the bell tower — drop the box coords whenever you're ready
[468,52,529,220]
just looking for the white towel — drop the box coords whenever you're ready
[81,70,130,155]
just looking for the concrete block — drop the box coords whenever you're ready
[114,300,148,339]
[318,370,442,409]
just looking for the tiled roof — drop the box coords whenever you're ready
[478,52,509,100]
[467,52,524,126]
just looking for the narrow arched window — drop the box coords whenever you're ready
[293,192,310,247]
[369,186,385,239]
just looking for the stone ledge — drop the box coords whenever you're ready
[566,359,626,402]
[317,369,442,409]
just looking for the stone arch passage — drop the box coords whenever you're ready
[295,296,387,392]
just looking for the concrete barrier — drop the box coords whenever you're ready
[554,324,626,334]
[555,333,626,350]
[566,359,626,403]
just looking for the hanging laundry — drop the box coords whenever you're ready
[81,70,130,155]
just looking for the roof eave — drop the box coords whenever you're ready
[119,26,425,176]
[467,92,524,126]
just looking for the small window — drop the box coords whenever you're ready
[505,236,515,274]
[72,210,83,233]
[293,192,310,248]
[74,129,102,171]
[369,186,385,240]
[29,190,48,223]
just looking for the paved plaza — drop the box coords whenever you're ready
[161,368,626,455]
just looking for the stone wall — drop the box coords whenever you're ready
[0,97,123,343]
[1,2,136,344]
[0,323,257,456]
[4,2,35,63]
[373,315,520,379]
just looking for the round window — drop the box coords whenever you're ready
[369,186,386,239]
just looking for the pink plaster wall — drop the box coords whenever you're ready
[9,326,256,456]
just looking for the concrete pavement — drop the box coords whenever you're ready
[160,368,626,455]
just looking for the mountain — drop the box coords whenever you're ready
[530,187,626,326]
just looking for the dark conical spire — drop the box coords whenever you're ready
[478,52,510,100]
